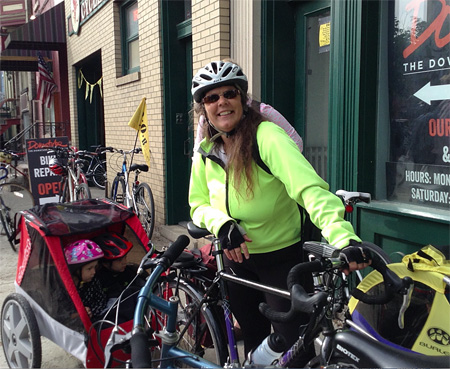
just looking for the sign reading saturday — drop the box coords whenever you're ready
[387,0,450,209]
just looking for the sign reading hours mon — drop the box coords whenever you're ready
[387,0,450,209]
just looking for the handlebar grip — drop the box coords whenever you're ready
[159,235,190,269]
[130,331,153,368]
[351,253,405,305]
[287,259,324,289]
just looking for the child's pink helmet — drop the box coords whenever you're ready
[65,239,104,265]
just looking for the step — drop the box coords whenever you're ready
[158,224,210,250]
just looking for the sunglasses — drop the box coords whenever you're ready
[202,89,240,104]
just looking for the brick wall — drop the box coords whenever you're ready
[65,0,234,231]
[65,0,166,226]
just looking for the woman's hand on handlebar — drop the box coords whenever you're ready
[224,234,251,263]
[340,240,372,275]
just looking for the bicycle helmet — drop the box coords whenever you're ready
[93,233,133,259]
[49,157,67,176]
[65,239,104,265]
[191,61,248,103]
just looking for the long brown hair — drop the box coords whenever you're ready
[194,86,264,198]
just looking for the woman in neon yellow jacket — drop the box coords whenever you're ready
[189,61,369,359]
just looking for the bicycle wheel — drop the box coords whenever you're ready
[92,160,107,189]
[0,183,35,252]
[1,293,42,368]
[110,177,126,204]
[134,183,155,240]
[58,178,70,203]
[75,183,92,200]
[151,278,228,367]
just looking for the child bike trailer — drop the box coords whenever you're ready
[1,198,151,368]
[349,244,450,357]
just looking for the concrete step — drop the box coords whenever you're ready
[158,224,210,250]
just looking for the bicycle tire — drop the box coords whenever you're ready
[110,177,126,204]
[152,278,228,367]
[0,183,35,252]
[58,179,71,203]
[0,208,14,251]
[92,160,107,189]
[134,183,155,240]
[75,183,92,200]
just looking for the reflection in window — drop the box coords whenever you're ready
[121,1,139,74]
[386,0,449,209]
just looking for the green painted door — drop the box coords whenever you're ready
[294,1,331,181]
[161,1,192,225]
[75,52,105,150]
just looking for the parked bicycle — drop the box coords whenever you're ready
[48,146,92,203]
[121,234,449,368]
[108,147,155,240]
[76,145,111,190]
[0,181,35,252]
[0,149,30,189]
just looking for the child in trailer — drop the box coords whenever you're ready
[65,239,108,322]
[94,232,147,323]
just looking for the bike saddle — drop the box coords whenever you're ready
[187,221,212,239]
[130,163,149,172]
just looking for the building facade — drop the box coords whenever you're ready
[3,0,448,256]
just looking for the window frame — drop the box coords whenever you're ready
[120,0,140,75]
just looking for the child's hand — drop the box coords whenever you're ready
[85,306,92,318]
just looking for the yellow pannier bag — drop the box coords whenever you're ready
[349,245,450,356]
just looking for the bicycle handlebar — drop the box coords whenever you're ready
[130,234,190,368]
[260,242,412,323]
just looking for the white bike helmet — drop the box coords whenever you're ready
[192,61,248,103]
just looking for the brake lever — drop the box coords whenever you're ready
[398,277,414,329]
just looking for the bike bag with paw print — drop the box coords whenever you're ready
[349,244,450,356]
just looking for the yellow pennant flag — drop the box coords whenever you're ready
[128,98,151,166]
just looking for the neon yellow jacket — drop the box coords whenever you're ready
[189,121,361,254]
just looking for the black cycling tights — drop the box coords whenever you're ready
[224,242,313,357]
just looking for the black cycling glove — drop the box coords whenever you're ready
[340,240,371,264]
[218,221,245,251]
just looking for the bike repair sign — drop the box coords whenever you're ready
[26,137,69,205]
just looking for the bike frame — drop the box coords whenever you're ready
[113,150,140,213]
[61,156,87,202]
[134,236,292,368]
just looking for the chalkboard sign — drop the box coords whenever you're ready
[26,137,69,205]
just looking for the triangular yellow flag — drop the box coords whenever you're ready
[128,98,151,166]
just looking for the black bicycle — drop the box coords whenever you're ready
[119,235,449,368]
[76,145,111,190]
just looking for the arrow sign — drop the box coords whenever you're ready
[414,82,450,105]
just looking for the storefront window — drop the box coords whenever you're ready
[122,1,139,74]
[387,0,449,210]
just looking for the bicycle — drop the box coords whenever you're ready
[109,147,155,240]
[76,145,111,190]
[0,181,35,252]
[0,149,30,189]
[48,147,92,203]
[122,234,449,368]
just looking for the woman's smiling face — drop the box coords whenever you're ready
[203,85,243,134]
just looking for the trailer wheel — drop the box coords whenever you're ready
[1,293,42,368]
